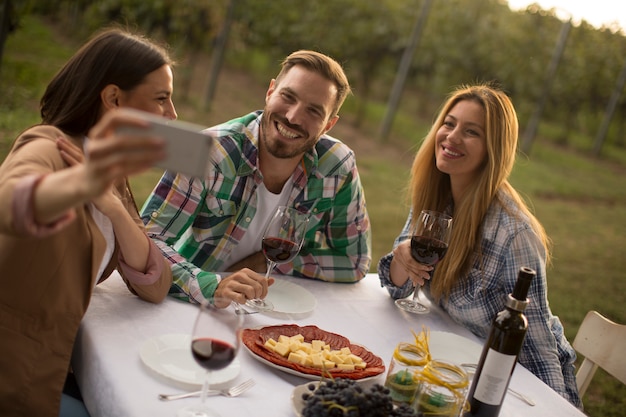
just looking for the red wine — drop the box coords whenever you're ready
[410,236,448,266]
[191,338,236,371]
[262,237,298,263]
[464,267,535,417]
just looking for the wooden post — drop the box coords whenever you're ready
[379,0,433,142]
[205,0,237,108]
[521,19,571,155]
[593,56,626,156]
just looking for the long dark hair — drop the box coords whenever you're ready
[40,27,173,136]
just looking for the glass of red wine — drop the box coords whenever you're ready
[176,298,242,417]
[395,210,452,314]
[246,205,309,312]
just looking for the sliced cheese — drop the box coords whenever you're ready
[263,333,366,371]
[273,342,290,357]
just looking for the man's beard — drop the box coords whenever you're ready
[260,113,318,159]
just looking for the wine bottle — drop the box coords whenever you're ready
[463,267,535,417]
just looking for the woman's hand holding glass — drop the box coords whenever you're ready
[392,242,433,283]
[394,210,452,314]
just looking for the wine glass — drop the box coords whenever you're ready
[395,210,453,314]
[177,298,242,417]
[246,205,309,312]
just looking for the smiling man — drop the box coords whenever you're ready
[141,50,372,306]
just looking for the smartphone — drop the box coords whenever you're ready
[115,109,214,178]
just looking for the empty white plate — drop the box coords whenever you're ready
[139,333,240,388]
[262,278,317,318]
[428,331,483,365]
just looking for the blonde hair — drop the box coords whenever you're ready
[408,83,550,299]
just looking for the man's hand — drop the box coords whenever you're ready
[213,268,274,308]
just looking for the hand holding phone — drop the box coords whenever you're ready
[114,109,214,178]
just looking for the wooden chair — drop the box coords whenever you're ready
[572,310,626,396]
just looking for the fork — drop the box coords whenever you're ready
[158,378,255,401]
[461,363,536,406]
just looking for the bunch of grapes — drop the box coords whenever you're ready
[300,378,417,417]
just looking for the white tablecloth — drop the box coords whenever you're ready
[72,272,585,417]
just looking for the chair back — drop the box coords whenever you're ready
[572,310,626,396]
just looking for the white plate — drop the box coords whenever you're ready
[428,331,483,365]
[139,333,240,388]
[262,278,317,318]
[291,382,316,417]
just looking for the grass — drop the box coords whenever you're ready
[2,16,625,417]
[358,156,412,261]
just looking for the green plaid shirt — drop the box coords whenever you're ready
[141,111,371,304]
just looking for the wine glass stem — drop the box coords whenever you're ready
[201,370,210,404]
[265,260,276,281]
[413,270,432,301]
[412,286,421,301]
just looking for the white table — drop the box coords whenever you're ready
[72,272,585,417]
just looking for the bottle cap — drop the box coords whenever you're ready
[505,267,535,311]
[512,267,535,301]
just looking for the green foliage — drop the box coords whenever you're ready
[28,0,227,53]
[0,15,74,155]
[15,0,626,155]
[234,0,414,124]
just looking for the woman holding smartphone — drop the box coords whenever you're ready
[0,27,176,417]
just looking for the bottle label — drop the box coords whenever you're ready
[472,348,517,405]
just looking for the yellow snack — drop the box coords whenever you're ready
[264,333,366,371]
[273,342,290,357]
[311,340,325,351]
[287,351,307,365]
[264,338,277,349]
[290,334,305,342]
[310,354,324,369]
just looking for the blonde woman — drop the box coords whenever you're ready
[378,84,582,408]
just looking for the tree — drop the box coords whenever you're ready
[235,0,411,126]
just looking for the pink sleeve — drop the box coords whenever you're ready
[12,174,76,237]
[117,235,165,286]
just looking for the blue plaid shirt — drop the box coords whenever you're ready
[378,193,582,408]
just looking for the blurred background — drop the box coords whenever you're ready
[1,1,624,415]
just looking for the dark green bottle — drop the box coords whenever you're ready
[463,267,535,417]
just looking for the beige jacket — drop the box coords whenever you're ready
[0,125,172,416]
